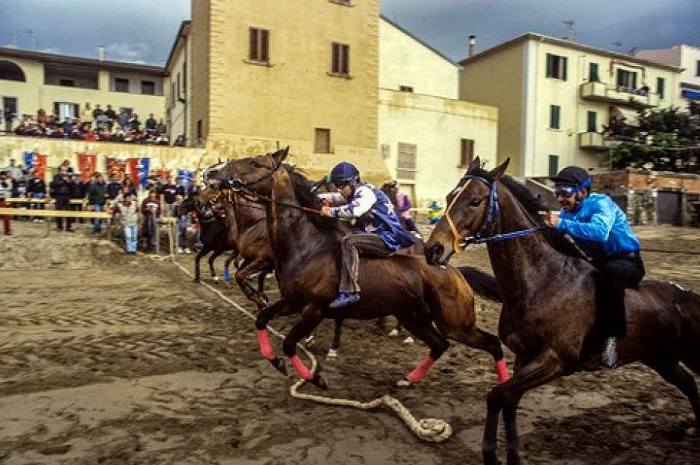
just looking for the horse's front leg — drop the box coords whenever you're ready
[282,303,327,390]
[236,256,270,309]
[254,299,293,375]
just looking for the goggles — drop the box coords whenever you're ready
[554,178,591,199]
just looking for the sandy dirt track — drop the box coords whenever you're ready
[1,222,699,465]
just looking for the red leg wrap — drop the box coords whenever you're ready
[256,330,274,360]
[495,359,510,383]
[290,355,313,380]
[406,356,435,383]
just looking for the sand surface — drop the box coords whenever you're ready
[1,222,699,465]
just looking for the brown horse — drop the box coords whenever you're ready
[212,147,509,389]
[425,157,700,465]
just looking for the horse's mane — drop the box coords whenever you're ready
[468,167,588,260]
[283,164,345,234]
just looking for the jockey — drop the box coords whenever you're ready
[320,162,415,308]
[542,166,644,368]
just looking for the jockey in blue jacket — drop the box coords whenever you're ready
[542,166,644,368]
[320,162,415,308]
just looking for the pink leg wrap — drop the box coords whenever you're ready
[495,359,510,383]
[290,355,313,380]
[256,330,274,360]
[406,356,435,383]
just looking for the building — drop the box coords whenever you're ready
[458,33,683,178]
[378,17,497,204]
[635,44,700,109]
[0,47,166,126]
[164,21,192,145]
[182,0,389,183]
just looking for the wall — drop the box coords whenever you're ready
[379,18,458,99]
[166,31,190,141]
[189,0,210,145]
[459,43,525,176]
[378,89,498,205]
[592,169,700,194]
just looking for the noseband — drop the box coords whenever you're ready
[443,175,499,253]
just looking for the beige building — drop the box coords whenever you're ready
[183,0,389,183]
[164,21,192,144]
[459,33,682,178]
[378,17,497,205]
[0,47,165,127]
[635,44,700,109]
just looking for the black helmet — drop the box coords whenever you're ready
[551,166,590,188]
[330,162,360,185]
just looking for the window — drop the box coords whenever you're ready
[616,69,637,90]
[54,102,78,119]
[589,63,599,82]
[397,143,417,180]
[141,80,155,95]
[182,61,187,95]
[459,139,475,168]
[59,79,75,87]
[549,105,561,129]
[399,85,414,93]
[587,111,597,133]
[0,60,26,81]
[249,28,269,63]
[115,78,129,92]
[171,82,176,108]
[657,77,665,100]
[548,155,559,177]
[329,0,351,5]
[177,73,181,98]
[314,128,331,153]
[197,119,203,142]
[546,53,567,80]
[331,42,350,76]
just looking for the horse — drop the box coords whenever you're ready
[211,147,509,389]
[176,195,237,284]
[425,157,700,465]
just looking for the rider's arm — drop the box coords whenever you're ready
[556,197,615,242]
[330,186,376,219]
[318,192,345,206]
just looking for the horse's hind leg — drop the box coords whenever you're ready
[236,256,269,309]
[452,327,509,383]
[650,361,700,436]
[395,312,450,387]
[223,250,238,286]
[327,319,343,358]
[208,247,225,281]
[193,249,208,282]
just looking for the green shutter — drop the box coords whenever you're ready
[549,155,559,177]
[546,54,554,78]
[562,57,567,81]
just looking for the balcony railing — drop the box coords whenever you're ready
[578,132,612,151]
[580,81,659,107]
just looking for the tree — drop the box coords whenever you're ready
[603,102,700,172]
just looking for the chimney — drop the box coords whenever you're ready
[98,45,105,61]
[468,35,477,57]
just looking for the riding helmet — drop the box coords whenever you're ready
[330,162,360,184]
[551,166,590,188]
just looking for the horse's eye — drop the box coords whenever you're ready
[470,197,482,206]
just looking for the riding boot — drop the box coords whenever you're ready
[329,292,360,309]
[601,336,618,369]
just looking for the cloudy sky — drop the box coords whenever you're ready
[1,0,698,65]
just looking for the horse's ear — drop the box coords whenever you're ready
[468,156,481,173]
[272,146,290,163]
[489,158,510,181]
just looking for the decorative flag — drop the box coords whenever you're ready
[78,153,96,182]
[153,168,171,181]
[23,151,47,179]
[137,158,150,187]
[127,158,139,183]
[106,157,127,181]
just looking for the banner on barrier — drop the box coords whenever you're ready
[77,153,96,182]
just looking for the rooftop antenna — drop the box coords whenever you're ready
[612,41,623,50]
[562,20,575,41]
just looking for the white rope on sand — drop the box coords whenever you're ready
[169,259,452,443]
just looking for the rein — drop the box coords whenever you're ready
[444,175,544,252]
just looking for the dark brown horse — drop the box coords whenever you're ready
[212,147,508,389]
[425,157,700,465]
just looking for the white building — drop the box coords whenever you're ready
[635,44,700,109]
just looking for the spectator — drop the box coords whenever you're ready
[113,192,139,253]
[104,105,116,129]
[174,135,186,146]
[87,172,107,234]
[92,104,103,126]
[62,117,74,138]
[141,190,161,252]
[123,176,138,197]
[49,172,75,232]
[12,166,27,199]
[27,170,47,222]
[145,113,157,134]
[3,107,14,133]
[95,112,110,131]
[117,108,129,132]
[159,177,178,216]
[129,113,141,132]
[106,174,123,200]
[156,119,167,135]
[69,173,86,222]
[81,103,92,124]
[59,159,75,175]
[37,109,47,125]
[0,170,11,235]
[172,194,191,254]
[4,159,21,183]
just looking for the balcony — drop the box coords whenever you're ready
[580,81,659,108]
[578,132,612,151]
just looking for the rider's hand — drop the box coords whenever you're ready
[541,212,560,228]
[321,206,333,217]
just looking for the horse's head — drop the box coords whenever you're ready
[213,147,290,195]
[425,157,509,265]
[193,187,226,221]
[202,159,229,189]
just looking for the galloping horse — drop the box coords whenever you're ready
[212,147,509,389]
[425,157,700,465]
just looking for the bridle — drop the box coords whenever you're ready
[443,175,544,253]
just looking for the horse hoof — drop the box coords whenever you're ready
[193,278,201,283]
[506,448,521,465]
[388,329,399,337]
[403,336,414,344]
[311,373,329,390]
[396,378,412,388]
[326,348,338,359]
[482,450,500,465]
[304,335,315,348]
[269,357,288,376]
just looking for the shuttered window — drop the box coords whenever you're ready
[397,143,417,180]
[657,77,665,100]
[249,28,270,63]
[549,105,560,129]
[315,128,331,153]
[115,78,129,92]
[459,139,475,168]
[141,80,155,95]
[616,69,637,89]
[589,63,599,82]
[331,43,350,75]
[546,54,567,80]
[587,111,597,132]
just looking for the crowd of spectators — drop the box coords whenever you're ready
[0,158,200,253]
[4,104,170,145]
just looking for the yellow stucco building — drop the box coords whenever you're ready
[0,47,165,126]
[459,33,683,178]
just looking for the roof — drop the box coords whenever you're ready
[380,15,458,68]
[0,46,165,75]
[459,32,684,73]
[165,20,192,72]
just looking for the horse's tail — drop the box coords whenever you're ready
[676,286,700,376]
[457,266,502,303]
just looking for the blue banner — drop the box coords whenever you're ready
[138,157,150,187]
[23,151,34,169]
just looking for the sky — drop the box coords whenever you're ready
[0,0,698,65]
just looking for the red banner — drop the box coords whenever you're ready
[127,158,139,181]
[33,154,47,180]
[153,169,171,181]
[78,153,96,182]
[106,157,127,181]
